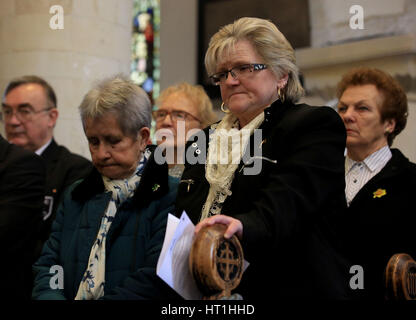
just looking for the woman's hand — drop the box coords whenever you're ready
[194,214,243,240]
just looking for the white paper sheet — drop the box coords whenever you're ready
[157,211,203,300]
[157,211,249,300]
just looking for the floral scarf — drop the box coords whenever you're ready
[75,149,151,300]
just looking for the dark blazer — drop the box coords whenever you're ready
[175,100,350,299]
[33,146,179,299]
[330,149,416,299]
[0,135,45,299]
[38,139,92,245]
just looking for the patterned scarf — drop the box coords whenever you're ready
[75,149,151,300]
[200,111,265,221]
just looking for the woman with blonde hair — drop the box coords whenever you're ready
[154,82,217,177]
[175,17,349,299]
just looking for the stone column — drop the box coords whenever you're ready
[159,0,198,91]
[0,0,133,158]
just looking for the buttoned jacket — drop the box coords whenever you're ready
[175,100,351,299]
[39,139,93,242]
[331,148,416,299]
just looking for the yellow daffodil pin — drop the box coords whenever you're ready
[373,188,386,198]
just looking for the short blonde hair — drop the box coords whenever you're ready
[156,82,217,128]
[205,17,304,102]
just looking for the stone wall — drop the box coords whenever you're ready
[159,0,198,90]
[299,0,416,161]
[0,0,133,159]
[309,0,416,47]
[2,0,415,160]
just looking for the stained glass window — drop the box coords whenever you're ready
[131,0,160,105]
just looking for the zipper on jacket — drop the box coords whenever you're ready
[238,156,277,173]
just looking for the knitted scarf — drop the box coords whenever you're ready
[200,111,264,221]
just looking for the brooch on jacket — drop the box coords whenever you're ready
[152,184,160,192]
[373,188,387,198]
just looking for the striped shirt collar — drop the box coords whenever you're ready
[346,145,392,174]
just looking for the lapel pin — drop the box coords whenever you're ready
[152,184,160,192]
[373,188,386,199]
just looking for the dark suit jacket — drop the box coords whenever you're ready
[38,139,92,249]
[175,100,351,299]
[330,149,416,299]
[0,135,45,299]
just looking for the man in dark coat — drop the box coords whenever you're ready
[2,75,92,255]
[0,134,45,299]
[333,67,416,299]
[38,139,92,243]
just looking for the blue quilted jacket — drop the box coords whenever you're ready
[32,148,179,300]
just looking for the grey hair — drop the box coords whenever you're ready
[205,17,304,102]
[79,75,151,138]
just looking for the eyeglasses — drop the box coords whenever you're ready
[1,104,53,123]
[152,109,201,123]
[209,63,268,86]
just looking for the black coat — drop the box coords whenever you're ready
[0,135,45,299]
[38,139,93,246]
[175,100,351,299]
[330,149,416,299]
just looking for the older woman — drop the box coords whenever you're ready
[32,76,178,300]
[175,17,349,299]
[334,67,416,299]
[153,82,217,178]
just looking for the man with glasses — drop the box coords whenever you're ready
[2,75,92,256]
[153,82,217,178]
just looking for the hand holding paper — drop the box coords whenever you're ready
[157,211,249,300]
